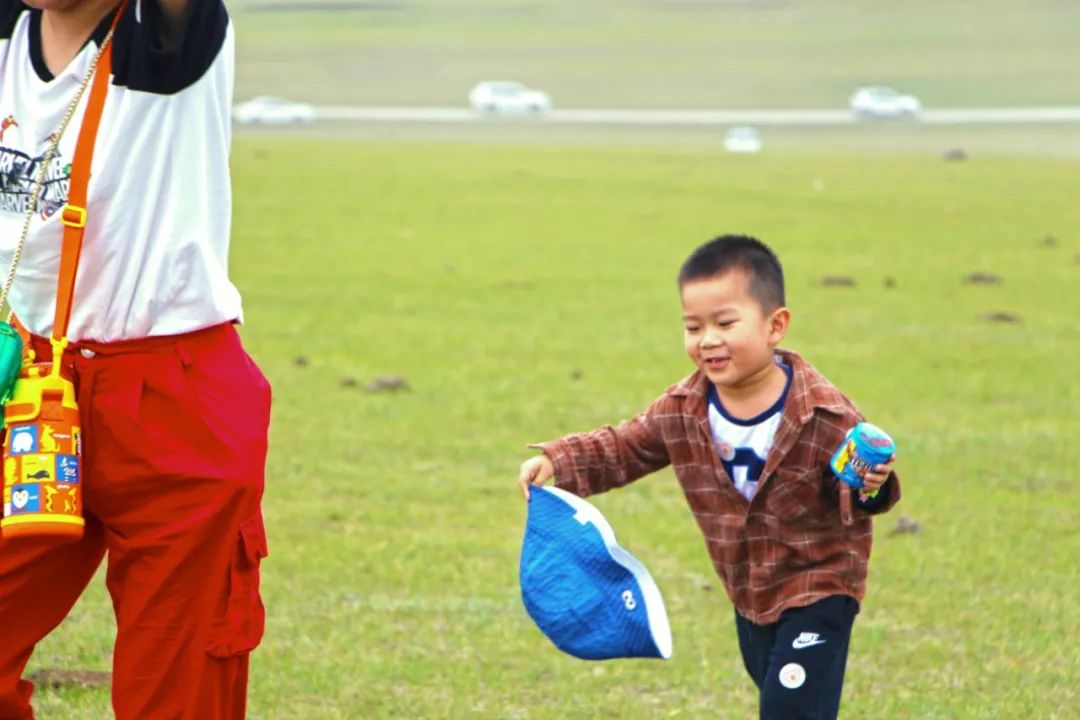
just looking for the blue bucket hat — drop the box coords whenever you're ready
[519,485,673,660]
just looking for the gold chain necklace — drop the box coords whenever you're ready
[0,25,118,317]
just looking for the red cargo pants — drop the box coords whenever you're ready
[0,323,270,720]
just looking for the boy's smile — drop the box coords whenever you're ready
[681,270,790,406]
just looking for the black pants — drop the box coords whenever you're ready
[735,595,858,720]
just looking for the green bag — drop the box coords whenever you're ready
[0,322,24,429]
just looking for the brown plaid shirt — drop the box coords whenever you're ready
[535,348,901,625]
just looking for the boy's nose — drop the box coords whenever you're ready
[701,328,723,346]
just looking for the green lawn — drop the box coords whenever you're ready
[229,0,1080,108]
[25,139,1080,718]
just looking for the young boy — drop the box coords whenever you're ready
[518,235,900,719]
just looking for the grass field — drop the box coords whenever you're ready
[229,0,1080,108]
[23,138,1080,718]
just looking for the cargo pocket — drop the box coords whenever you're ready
[207,514,269,658]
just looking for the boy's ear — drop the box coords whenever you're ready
[768,306,791,345]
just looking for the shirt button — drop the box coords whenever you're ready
[80,348,96,359]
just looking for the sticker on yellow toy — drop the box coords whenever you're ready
[10,484,41,515]
[44,484,78,514]
[56,455,79,484]
[9,425,38,455]
[21,454,54,482]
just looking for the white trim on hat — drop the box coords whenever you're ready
[544,486,674,659]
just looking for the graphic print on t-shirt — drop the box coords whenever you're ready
[0,113,16,141]
[708,363,793,501]
[0,134,70,218]
[717,445,768,500]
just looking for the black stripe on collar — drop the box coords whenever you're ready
[27,3,122,83]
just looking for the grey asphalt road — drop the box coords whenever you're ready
[311,106,1080,126]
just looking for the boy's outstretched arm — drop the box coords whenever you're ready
[518,396,671,500]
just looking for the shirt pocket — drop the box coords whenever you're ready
[763,468,827,524]
[206,513,269,657]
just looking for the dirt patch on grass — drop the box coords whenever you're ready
[980,311,1022,324]
[964,271,1003,285]
[27,669,111,689]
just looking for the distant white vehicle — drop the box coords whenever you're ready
[468,81,552,115]
[849,86,921,119]
[233,96,316,125]
[723,126,762,153]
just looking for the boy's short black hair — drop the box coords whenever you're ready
[678,235,785,311]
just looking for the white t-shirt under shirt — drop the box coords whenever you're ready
[0,0,240,341]
[707,363,794,502]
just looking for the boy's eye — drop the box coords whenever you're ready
[685,325,700,333]
[719,320,736,328]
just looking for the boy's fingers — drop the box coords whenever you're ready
[518,458,554,500]
[518,462,537,499]
[862,472,888,489]
[518,463,534,485]
[519,473,535,500]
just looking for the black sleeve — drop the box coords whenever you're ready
[1,1,26,39]
[109,0,228,95]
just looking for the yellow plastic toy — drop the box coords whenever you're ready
[1,338,84,540]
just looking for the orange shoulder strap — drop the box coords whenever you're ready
[53,7,125,342]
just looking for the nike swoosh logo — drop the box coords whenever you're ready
[792,638,827,649]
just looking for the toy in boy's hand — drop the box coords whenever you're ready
[829,422,896,495]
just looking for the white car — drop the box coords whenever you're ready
[232,96,316,125]
[723,126,762,154]
[468,81,551,115]
[849,86,921,119]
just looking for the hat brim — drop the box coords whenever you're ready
[537,486,673,660]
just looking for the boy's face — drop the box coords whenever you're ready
[681,271,789,391]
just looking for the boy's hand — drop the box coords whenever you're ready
[858,456,895,500]
[518,455,555,500]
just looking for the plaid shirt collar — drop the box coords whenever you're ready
[665,348,858,519]
[664,348,852,426]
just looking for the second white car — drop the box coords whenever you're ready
[849,86,921,119]
[233,96,316,126]
[468,81,552,116]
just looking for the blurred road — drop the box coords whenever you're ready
[311,106,1080,126]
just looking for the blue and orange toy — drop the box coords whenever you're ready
[829,422,895,494]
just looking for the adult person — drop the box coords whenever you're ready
[0,1,270,717]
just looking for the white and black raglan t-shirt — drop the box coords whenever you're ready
[0,0,240,341]
[708,363,794,502]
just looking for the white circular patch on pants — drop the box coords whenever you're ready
[779,662,806,689]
